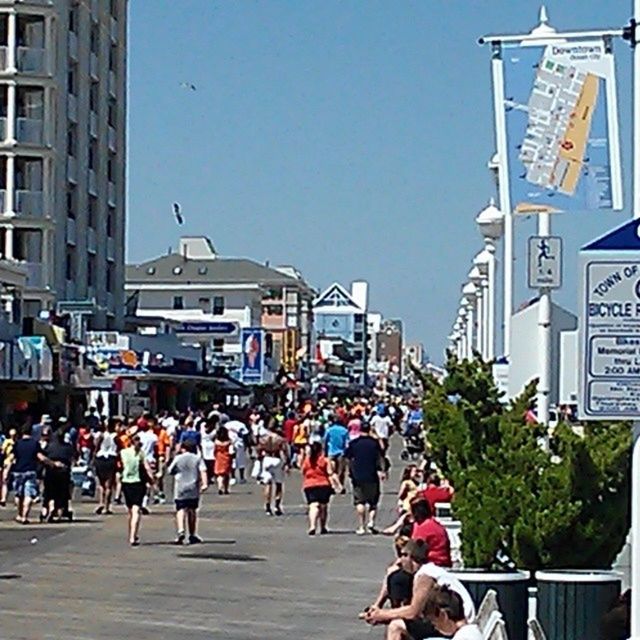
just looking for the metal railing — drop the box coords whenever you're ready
[17,47,46,74]
[16,118,43,145]
[15,190,43,217]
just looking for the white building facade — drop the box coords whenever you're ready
[0,0,127,327]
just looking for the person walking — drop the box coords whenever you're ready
[213,425,234,495]
[301,436,335,535]
[42,427,75,522]
[0,428,17,507]
[323,415,349,493]
[120,433,155,546]
[345,422,385,535]
[93,418,120,515]
[225,417,249,484]
[200,415,218,484]
[257,424,289,516]
[168,439,208,545]
[12,424,65,524]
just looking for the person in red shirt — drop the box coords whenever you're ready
[301,436,336,536]
[409,497,452,567]
[423,473,454,515]
[282,412,297,445]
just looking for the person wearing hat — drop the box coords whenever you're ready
[363,539,475,640]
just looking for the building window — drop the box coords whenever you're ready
[108,99,117,127]
[65,250,74,279]
[213,296,224,315]
[354,331,363,342]
[90,24,99,54]
[89,140,98,170]
[107,155,116,182]
[67,65,77,96]
[198,297,210,312]
[69,8,77,33]
[88,254,96,286]
[106,262,114,292]
[89,81,99,113]
[109,44,117,72]
[212,338,224,354]
[88,196,97,228]
[173,296,184,310]
[67,125,76,156]
[66,186,76,218]
[107,206,115,237]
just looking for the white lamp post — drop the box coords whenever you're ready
[468,266,484,357]
[473,250,491,360]
[462,282,477,360]
[476,199,504,361]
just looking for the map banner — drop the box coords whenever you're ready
[503,39,622,213]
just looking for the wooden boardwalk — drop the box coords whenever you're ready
[0,457,399,639]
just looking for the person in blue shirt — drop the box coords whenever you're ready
[323,416,349,494]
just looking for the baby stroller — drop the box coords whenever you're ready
[400,429,424,461]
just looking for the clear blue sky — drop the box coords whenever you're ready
[127,1,634,362]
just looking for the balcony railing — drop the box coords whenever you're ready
[66,217,76,245]
[67,155,77,183]
[89,111,98,138]
[90,53,99,80]
[68,31,78,61]
[106,236,115,260]
[16,190,43,217]
[108,181,116,206]
[108,125,116,151]
[108,70,116,97]
[88,168,97,194]
[16,118,43,145]
[87,227,97,253]
[68,93,77,122]
[24,261,43,288]
[17,47,46,74]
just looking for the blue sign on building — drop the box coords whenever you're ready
[177,321,237,335]
[241,328,264,384]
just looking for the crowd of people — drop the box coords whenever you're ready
[0,394,485,638]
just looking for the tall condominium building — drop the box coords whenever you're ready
[0,0,127,329]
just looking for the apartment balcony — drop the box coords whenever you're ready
[88,169,97,194]
[89,111,98,138]
[90,53,99,80]
[108,70,116,97]
[15,190,44,218]
[66,217,76,245]
[17,47,46,75]
[107,181,116,206]
[68,93,77,122]
[87,227,97,253]
[16,118,43,145]
[106,236,115,260]
[108,125,116,151]
[68,31,78,61]
[67,155,77,183]
[24,261,43,288]
[110,16,118,42]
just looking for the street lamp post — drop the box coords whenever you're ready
[476,199,504,362]
[468,266,485,357]
[462,282,478,360]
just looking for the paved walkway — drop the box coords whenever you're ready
[0,452,400,640]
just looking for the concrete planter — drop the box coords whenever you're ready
[453,569,529,640]
[535,570,621,640]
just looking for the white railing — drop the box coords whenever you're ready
[16,118,43,145]
[17,47,46,74]
[87,227,97,253]
[66,217,76,245]
[108,125,116,151]
[68,93,78,122]
[88,168,97,194]
[15,190,43,217]
[24,262,43,288]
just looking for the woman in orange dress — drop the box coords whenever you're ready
[213,425,234,495]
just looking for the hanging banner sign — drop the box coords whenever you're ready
[503,38,622,213]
